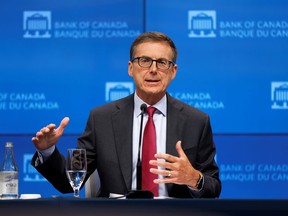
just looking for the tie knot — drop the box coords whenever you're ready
[147,106,156,117]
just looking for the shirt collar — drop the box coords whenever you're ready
[134,92,167,117]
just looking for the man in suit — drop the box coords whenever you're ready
[31,31,221,198]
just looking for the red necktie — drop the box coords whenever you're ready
[142,106,158,197]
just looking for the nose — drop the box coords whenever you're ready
[150,60,157,72]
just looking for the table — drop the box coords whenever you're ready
[0,197,288,216]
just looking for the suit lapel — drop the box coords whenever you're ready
[111,95,134,191]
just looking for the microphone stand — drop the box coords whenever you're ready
[136,103,147,190]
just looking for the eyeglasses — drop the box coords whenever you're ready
[130,56,175,70]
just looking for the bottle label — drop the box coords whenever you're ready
[0,171,18,195]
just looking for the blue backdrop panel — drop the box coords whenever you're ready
[146,0,288,133]
[215,134,288,199]
[0,0,143,134]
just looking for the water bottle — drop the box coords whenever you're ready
[0,142,18,199]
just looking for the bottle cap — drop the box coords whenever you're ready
[5,142,13,147]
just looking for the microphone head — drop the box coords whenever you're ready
[140,103,147,113]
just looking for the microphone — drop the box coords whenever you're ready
[136,103,147,190]
[126,103,153,199]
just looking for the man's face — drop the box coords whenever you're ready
[128,41,177,104]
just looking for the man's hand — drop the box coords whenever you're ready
[149,141,201,188]
[31,117,70,151]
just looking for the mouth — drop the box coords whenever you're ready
[145,79,160,83]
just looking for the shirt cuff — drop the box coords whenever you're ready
[36,145,55,164]
[188,175,205,192]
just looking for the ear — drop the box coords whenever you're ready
[128,61,133,77]
[171,64,178,80]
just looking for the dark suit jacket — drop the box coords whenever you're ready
[32,93,221,198]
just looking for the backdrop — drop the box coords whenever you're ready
[0,0,287,198]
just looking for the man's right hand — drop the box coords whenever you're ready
[32,117,70,151]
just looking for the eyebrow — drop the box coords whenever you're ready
[140,56,169,61]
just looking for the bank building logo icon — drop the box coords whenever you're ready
[23,154,46,182]
[106,82,134,102]
[271,82,288,109]
[188,10,216,38]
[23,11,52,38]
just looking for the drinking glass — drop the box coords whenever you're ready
[66,149,87,198]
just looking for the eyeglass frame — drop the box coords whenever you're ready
[130,56,176,70]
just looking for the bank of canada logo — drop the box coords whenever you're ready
[106,82,134,102]
[188,10,216,38]
[271,82,288,109]
[23,11,52,38]
[23,154,46,182]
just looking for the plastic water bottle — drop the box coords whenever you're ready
[0,142,18,199]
